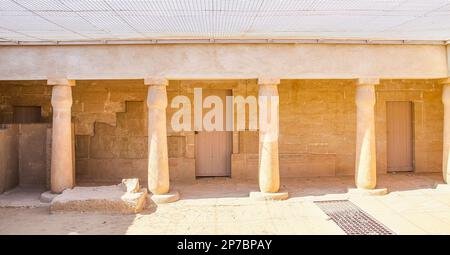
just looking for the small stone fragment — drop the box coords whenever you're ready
[121,178,140,193]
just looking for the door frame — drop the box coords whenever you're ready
[194,88,233,178]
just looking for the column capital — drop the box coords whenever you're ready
[356,78,380,86]
[258,77,280,86]
[355,83,376,108]
[443,82,450,104]
[440,77,450,85]
[144,77,168,86]
[47,78,76,86]
[147,83,168,109]
[51,85,72,109]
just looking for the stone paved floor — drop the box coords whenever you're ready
[1,173,450,234]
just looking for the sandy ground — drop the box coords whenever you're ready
[1,173,450,235]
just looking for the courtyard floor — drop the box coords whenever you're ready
[1,173,450,234]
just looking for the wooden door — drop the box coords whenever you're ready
[386,101,414,172]
[195,89,232,177]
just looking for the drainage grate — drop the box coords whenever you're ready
[315,200,395,235]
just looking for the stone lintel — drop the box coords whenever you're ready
[144,77,168,86]
[356,77,380,86]
[258,77,280,86]
[47,78,76,86]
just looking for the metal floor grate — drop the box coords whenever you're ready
[315,200,395,235]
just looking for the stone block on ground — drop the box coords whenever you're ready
[121,178,140,193]
[40,191,58,203]
[50,185,148,214]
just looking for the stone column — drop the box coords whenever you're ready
[350,78,387,196]
[442,79,450,184]
[145,78,179,203]
[250,78,288,200]
[48,79,75,193]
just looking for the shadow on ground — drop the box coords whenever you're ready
[171,173,444,200]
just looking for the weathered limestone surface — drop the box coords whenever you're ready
[355,80,378,189]
[40,191,58,203]
[73,80,196,184]
[121,178,140,193]
[72,80,147,136]
[0,44,446,80]
[0,124,52,192]
[50,84,74,193]
[278,80,356,177]
[258,81,280,193]
[0,81,52,124]
[50,184,148,214]
[75,101,148,184]
[146,82,170,195]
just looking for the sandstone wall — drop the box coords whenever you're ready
[72,80,147,184]
[0,124,50,192]
[232,79,356,179]
[17,124,51,187]
[0,81,51,124]
[73,80,254,183]
[279,80,356,177]
[232,79,443,178]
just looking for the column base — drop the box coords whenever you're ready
[40,191,59,203]
[249,191,289,201]
[347,188,388,196]
[435,184,450,192]
[149,191,180,204]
